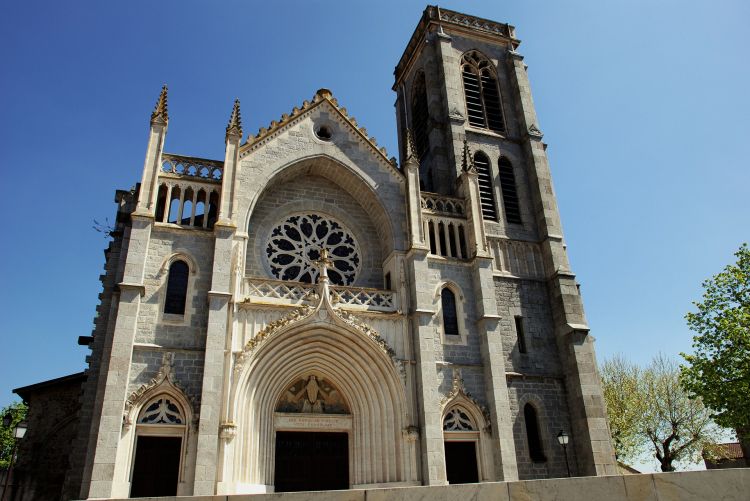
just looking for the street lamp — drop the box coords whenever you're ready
[557,430,571,477]
[2,414,27,501]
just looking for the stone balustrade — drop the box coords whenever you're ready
[243,278,399,312]
[161,153,224,182]
[420,192,466,217]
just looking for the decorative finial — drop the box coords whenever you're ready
[226,99,243,140]
[150,85,169,126]
[461,138,475,173]
[405,129,418,163]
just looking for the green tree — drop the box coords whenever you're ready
[600,355,646,460]
[682,243,750,461]
[601,354,719,471]
[0,401,27,469]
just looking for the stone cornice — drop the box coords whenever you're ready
[117,282,145,296]
[394,6,519,88]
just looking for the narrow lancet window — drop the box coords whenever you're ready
[498,157,522,224]
[474,152,497,221]
[164,260,189,315]
[441,288,459,336]
[411,72,430,159]
[461,51,506,134]
[524,403,546,462]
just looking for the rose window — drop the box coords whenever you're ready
[265,213,360,286]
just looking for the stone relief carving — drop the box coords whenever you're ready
[440,368,491,434]
[219,421,237,442]
[402,425,420,442]
[233,305,314,375]
[276,375,349,414]
[123,352,198,429]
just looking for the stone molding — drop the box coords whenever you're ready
[123,352,197,429]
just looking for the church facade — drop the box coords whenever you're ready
[63,6,617,499]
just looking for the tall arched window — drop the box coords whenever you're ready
[474,152,497,221]
[461,51,506,134]
[164,260,189,315]
[498,157,522,224]
[524,403,546,462]
[441,288,459,336]
[411,72,430,159]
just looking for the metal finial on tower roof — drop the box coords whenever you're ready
[150,85,169,126]
[405,129,419,163]
[226,99,243,140]
[461,138,475,173]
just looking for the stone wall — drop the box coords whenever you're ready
[99,468,750,501]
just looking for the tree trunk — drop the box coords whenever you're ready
[737,427,750,467]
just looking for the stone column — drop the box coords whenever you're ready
[457,167,489,259]
[87,216,151,498]
[406,250,446,485]
[506,50,617,476]
[193,103,243,494]
[473,258,519,481]
[136,85,169,216]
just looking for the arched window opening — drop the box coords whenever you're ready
[411,72,430,159]
[155,184,168,222]
[515,316,528,354]
[461,51,506,134]
[207,191,219,229]
[498,157,522,224]
[167,187,181,224]
[524,403,546,462]
[194,189,207,228]
[474,152,497,221]
[164,260,189,315]
[428,221,437,254]
[441,288,459,336]
[438,222,448,256]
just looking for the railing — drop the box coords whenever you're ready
[161,153,224,182]
[243,278,399,312]
[421,192,466,216]
[487,236,545,279]
[154,181,219,229]
[423,214,468,259]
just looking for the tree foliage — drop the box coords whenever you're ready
[600,355,646,460]
[681,243,750,458]
[601,354,719,471]
[0,401,27,469]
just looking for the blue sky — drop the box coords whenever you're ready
[0,0,747,457]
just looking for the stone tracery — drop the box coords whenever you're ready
[266,213,360,286]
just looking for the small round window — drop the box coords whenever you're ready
[315,125,333,141]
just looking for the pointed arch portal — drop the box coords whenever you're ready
[227,317,408,492]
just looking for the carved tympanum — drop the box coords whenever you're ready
[276,375,349,414]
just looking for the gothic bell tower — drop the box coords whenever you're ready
[395,5,618,480]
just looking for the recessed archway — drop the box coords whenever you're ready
[228,321,408,491]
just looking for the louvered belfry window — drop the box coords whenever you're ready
[498,157,522,224]
[461,51,506,134]
[411,72,430,159]
[473,152,497,221]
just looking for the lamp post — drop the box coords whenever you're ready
[557,430,571,477]
[2,413,27,501]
